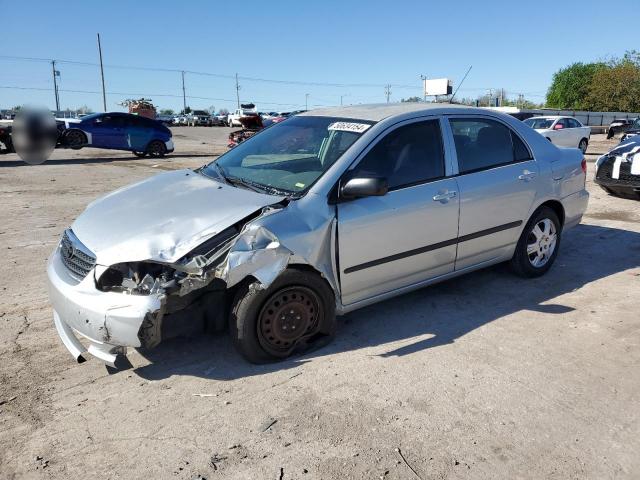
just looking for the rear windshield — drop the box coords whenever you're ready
[524,118,554,129]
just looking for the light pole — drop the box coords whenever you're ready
[181,71,187,113]
[97,33,107,112]
[340,94,350,106]
[420,74,427,102]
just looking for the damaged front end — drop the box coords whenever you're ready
[48,202,297,366]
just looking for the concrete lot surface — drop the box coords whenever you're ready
[0,128,638,479]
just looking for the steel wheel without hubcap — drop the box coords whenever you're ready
[258,286,321,355]
[527,218,557,268]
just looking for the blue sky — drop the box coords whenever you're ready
[1,0,637,113]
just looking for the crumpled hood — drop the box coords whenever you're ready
[71,169,284,266]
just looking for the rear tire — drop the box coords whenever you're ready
[146,140,166,158]
[229,268,336,364]
[578,138,588,154]
[510,207,561,278]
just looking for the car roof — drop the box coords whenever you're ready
[298,102,480,122]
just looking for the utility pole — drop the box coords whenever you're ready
[340,94,349,106]
[384,84,392,103]
[235,73,240,109]
[51,60,60,111]
[305,93,309,110]
[97,33,107,112]
[181,71,187,113]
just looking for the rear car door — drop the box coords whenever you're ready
[337,118,460,306]
[447,116,539,270]
[91,115,128,149]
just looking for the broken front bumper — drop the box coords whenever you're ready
[47,248,163,366]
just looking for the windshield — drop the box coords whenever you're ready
[633,118,640,129]
[524,118,554,129]
[200,116,371,194]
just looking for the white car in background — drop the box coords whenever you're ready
[523,116,591,153]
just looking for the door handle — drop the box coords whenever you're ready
[433,191,457,202]
[518,170,536,181]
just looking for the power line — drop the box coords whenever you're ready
[0,85,323,107]
[0,54,418,89]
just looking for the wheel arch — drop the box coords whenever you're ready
[63,127,89,144]
[532,199,565,227]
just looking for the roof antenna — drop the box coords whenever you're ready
[449,65,472,103]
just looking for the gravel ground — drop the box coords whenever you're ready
[0,128,638,479]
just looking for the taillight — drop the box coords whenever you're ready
[581,158,587,174]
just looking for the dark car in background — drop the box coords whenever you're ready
[0,121,13,153]
[595,138,640,199]
[58,112,174,157]
[620,117,640,142]
[607,118,635,139]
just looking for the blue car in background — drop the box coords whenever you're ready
[57,112,174,157]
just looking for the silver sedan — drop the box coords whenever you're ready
[47,103,589,366]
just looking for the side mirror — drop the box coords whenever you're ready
[340,177,388,199]
[553,123,564,130]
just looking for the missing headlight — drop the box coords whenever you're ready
[97,262,180,295]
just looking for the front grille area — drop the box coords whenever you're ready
[596,157,640,186]
[60,229,96,279]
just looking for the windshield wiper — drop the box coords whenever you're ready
[210,162,293,196]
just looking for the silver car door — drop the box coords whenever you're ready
[337,117,459,306]
[446,116,540,270]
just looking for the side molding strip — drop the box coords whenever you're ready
[343,220,523,274]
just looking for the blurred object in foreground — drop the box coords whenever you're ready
[12,108,58,165]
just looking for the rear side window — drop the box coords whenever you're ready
[567,118,581,128]
[353,120,444,189]
[450,118,531,173]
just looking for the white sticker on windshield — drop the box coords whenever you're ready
[328,122,371,133]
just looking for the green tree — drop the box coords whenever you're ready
[546,62,605,109]
[180,107,192,115]
[160,109,175,115]
[585,60,640,112]
[401,96,423,103]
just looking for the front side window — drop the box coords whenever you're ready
[450,118,529,173]
[351,120,444,189]
[200,116,370,194]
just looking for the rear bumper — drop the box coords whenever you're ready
[47,247,164,366]
[562,188,589,229]
[165,139,174,153]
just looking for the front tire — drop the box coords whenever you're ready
[229,268,336,363]
[146,140,167,158]
[510,207,561,278]
[64,130,86,150]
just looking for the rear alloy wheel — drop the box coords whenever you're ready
[146,140,166,158]
[229,269,336,363]
[65,130,86,150]
[578,138,588,154]
[510,207,561,277]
